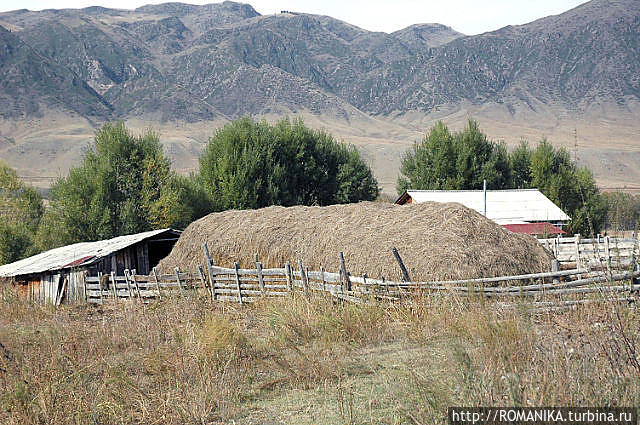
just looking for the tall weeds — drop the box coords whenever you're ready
[0,290,638,424]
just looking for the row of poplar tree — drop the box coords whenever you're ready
[0,118,379,264]
[397,120,608,236]
[0,117,620,266]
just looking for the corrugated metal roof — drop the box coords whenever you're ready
[398,189,571,224]
[503,222,566,235]
[0,229,180,277]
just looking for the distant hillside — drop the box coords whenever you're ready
[391,23,463,50]
[0,25,111,120]
[0,0,638,193]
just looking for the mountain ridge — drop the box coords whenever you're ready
[0,0,638,193]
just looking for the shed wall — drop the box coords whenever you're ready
[3,233,176,305]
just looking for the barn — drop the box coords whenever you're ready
[0,228,181,304]
[395,189,570,235]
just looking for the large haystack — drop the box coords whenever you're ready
[159,201,552,282]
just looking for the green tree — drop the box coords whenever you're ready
[397,122,457,193]
[509,141,532,189]
[397,119,511,193]
[198,117,379,210]
[528,140,606,235]
[454,120,511,190]
[37,122,210,249]
[397,121,606,235]
[0,162,44,264]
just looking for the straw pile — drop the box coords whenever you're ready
[158,201,553,283]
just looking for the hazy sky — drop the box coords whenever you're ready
[0,0,591,34]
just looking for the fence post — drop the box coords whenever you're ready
[202,242,218,300]
[392,247,411,282]
[604,236,611,271]
[97,272,104,304]
[110,271,118,301]
[285,262,292,294]
[200,265,213,300]
[131,269,142,302]
[298,260,309,298]
[633,262,640,293]
[174,268,185,297]
[152,267,162,299]
[633,234,639,269]
[574,234,581,270]
[320,266,326,296]
[551,259,559,285]
[197,265,207,298]
[124,269,133,300]
[256,261,265,297]
[339,252,350,292]
[82,270,88,303]
[234,262,243,304]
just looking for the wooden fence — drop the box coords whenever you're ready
[538,234,639,268]
[83,241,640,310]
[84,268,205,303]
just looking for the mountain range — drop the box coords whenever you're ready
[0,0,638,193]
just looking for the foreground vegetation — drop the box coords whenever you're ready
[0,292,638,424]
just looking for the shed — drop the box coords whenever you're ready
[395,189,571,228]
[0,228,181,304]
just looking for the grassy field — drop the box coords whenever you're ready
[0,291,639,424]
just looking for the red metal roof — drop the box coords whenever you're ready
[503,222,566,235]
[61,255,96,268]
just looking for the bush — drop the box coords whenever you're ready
[602,192,640,231]
[522,140,606,235]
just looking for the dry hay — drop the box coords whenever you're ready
[159,201,553,283]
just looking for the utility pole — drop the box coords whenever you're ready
[573,128,579,163]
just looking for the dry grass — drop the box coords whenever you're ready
[1,288,639,424]
[159,201,552,282]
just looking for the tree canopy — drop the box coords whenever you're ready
[37,122,209,250]
[198,117,379,210]
[398,120,605,235]
[0,162,43,264]
[397,119,511,193]
[513,139,606,235]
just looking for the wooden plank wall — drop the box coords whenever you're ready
[88,242,153,277]
[539,235,639,268]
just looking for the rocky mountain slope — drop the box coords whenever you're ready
[0,0,638,193]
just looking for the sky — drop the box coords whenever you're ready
[0,0,591,34]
